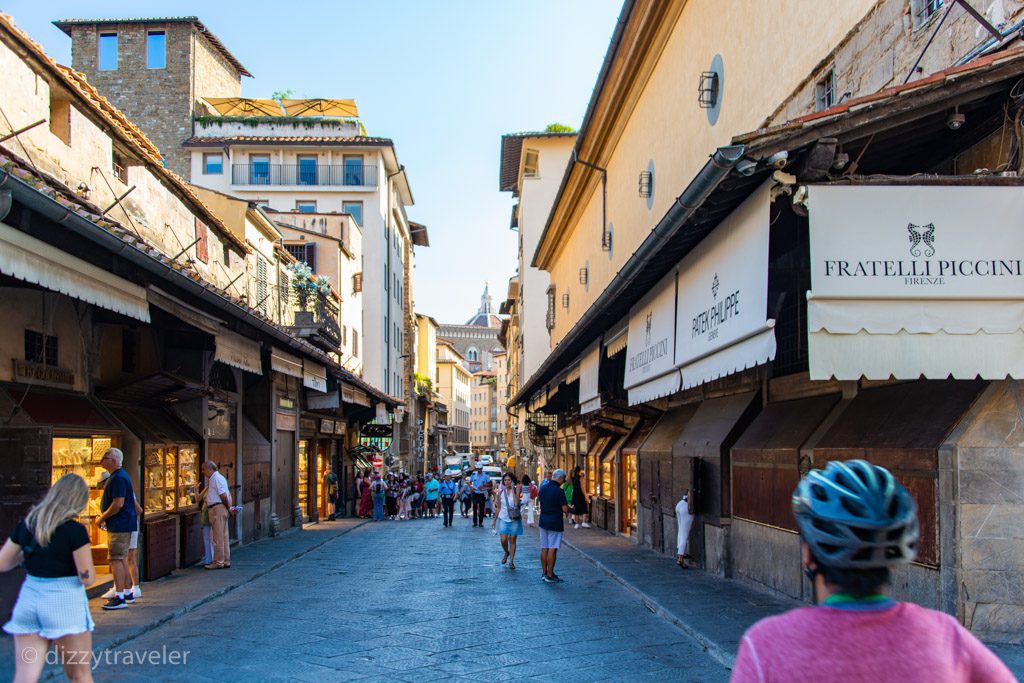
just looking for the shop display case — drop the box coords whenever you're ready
[51,435,118,567]
[297,441,310,520]
[144,445,199,514]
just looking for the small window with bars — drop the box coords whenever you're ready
[352,272,363,293]
[112,152,128,184]
[284,243,316,272]
[815,68,836,112]
[912,0,944,28]
[546,287,556,331]
[24,330,58,366]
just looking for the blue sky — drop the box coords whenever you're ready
[8,0,621,324]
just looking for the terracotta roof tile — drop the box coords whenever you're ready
[0,14,249,254]
[183,135,393,147]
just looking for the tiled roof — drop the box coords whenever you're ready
[0,146,399,408]
[0,14,248,253]
[183,135,393,147]
[733,45,1024,149]
[498,131,576,193]
[52,16,252,77]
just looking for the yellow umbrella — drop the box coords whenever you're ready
[281,98,359,118]
[203,97,283,117]
[506,455,517,470]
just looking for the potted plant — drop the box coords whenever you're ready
[287,262,318,326]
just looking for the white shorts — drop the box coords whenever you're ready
[129,531,139,550]
[3,576,94,640]
[539,528,563,549]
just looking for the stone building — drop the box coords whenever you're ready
[437,283,504,374]
[53,17,251,178]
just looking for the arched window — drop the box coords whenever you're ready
[467,347,479,362]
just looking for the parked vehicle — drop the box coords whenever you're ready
[443,454,464,479]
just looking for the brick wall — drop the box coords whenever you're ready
[769,0,1024,126]
[67,22,241,179]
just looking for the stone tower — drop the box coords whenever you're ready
[53,17,251,178]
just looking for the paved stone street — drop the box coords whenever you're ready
[90,517,729,682]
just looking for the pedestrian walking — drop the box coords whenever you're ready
[0,474,96,683]
[570,466,590,528]
[424,473,440,518]
[492,472,523,570]
[399,477,413,521]
[100,480,143,600]
[539,469,570,583]
[385,475,399,520]
[458,477,471,518]
[371,474,387,521]
[521,474,537,527]
[469,464,491,527]
[675,490,695,569]
[203,461,232,570]
[731,460,1015,683]
[439,474,458,527]
[323,465,339,521]
[96,447,137,609]
[358,472,373,518]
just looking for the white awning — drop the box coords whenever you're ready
[624,269,677,405]
[675,182,775,390]
[375,403,388,423]
[565,363,581,385]
[342,385,371,407]
[604,317,628,357]
[214,329,262,375]
[147,286,223,334]
[579,341,602,414]
[0,221,149,322]
[806,184,1024,380]
[302,359,327,392]
[270,348,303,378]
[627,370,681,406]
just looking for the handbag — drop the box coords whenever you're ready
[504,488,522,521]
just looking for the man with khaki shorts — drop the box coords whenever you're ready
[97,448,138,610]
[203,461,232,569]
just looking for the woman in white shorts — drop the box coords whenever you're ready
[0,474,97,683]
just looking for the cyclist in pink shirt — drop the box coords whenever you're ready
[731,460,1015,683]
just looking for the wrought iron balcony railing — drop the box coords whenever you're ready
[232,164,378,187]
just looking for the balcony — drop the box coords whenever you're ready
[288,292,341,353]
[231,164,378,188]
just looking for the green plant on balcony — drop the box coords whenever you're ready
[414,373,433,397]
[286,262,331,314]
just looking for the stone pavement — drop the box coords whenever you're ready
[560,525,1024,678]
[64,514,729,682]
[0,518,367,681]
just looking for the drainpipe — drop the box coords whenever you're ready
[511,144,745,407]
[571,150,608,249]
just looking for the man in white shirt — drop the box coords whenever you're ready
[203,461,232,569]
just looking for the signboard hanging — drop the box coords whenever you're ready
[624,269,679,405]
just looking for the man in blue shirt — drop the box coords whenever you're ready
[424,474,441,518]
[539,469,570,583]
[97,447,138,610]
[468,465,491,527]
[438,474,458,527]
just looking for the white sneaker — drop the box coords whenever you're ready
[574,523,580,529]
[101,586,117,599]
[132,585,142,599]
[581,523,591,528]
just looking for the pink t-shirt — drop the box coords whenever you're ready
[731,602,1015,683]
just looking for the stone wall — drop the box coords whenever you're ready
[67,22,241,179]
[770,0,1024,126]
[954,379,1024,644]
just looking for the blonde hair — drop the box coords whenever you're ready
[25,474,89,548]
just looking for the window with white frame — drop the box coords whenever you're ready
[912,0,944,29]
[203,153,223,175]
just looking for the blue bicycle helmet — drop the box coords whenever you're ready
[792,460,919,569]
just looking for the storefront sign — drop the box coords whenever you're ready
[214,330,262,375]
[809,185,1024,299]
[275,412,297,431]
[319,419,335,434]
[302,360,328,393]
[624,269,679,404]
[806,185,1024,380]
[675,182,775,389]
[13,360,75,389]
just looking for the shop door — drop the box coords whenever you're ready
[297,440,310,523]
[275,430,295,529]
[315,442,328,521]
[622,452,637,535]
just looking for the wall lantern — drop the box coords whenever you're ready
[638,170,653,198]
[698,71,720,109]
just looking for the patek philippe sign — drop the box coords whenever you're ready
[624,269,676,390]
[676,182,772,369]
[808,185,1024,299]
